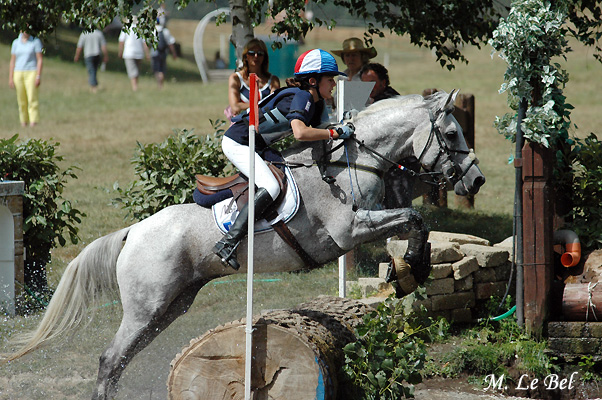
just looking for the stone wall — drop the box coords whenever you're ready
[0,181,25,315]
[351,231,514,323]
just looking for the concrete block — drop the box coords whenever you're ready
[358,277,390,297]
[429,231,490,246]
[431,291,475,311]
[474,281,507,300]
[548,337,602,355]
[473,267,496,283]
[431,263,452,279]
[425,277,455,296]
[460,243,510,268]
[494,262,512,281]
[548,322,602,339]
[452,256,479,280]
[430,241,464,264]
[451,308,473,323]
[379,262,390,280]
[454,275,473,292]
[386,240,408,259]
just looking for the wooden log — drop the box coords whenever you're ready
[562,283,602,322]
[167,296,371,400]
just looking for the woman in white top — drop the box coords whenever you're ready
[227,39,280,117]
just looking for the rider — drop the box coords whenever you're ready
[214,48,355,270]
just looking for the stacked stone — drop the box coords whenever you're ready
[386,231,512,323]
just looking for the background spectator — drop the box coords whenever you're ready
[360,62,400,103]
[151,20,178,89]
[8,32,43,127]
[74,29,109,93]
[118,18,149,91]
[226,38,280,119]
[332,37,377,81]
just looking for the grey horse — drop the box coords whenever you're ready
[2,90,484,399]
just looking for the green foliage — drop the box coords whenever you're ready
[490,0,573,147]
[0,134,85,265]
[113,121,232,221]
[426,317,559,384]
[561,133,602,249]
[3,0,602,71]
[577,356,601,382]
[342,293,447,399]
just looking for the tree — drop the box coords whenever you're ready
[2,0,601,69]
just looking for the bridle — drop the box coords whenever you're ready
[414,109,478,187]
[278,108,478,199]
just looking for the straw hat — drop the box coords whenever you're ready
[332,37,377,59]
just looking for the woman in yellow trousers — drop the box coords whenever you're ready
[9,32,43,127]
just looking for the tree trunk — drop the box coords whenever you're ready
[562,283,602,321]
[167,296,371,400]
[229,0,254,68]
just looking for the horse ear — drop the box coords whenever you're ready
[443,89,460,114]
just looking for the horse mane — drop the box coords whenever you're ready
[355,91,447,121]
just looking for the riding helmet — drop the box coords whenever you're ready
[294,49,347,77]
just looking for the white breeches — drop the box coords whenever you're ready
[222,136,281,201]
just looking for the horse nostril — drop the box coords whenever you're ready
[474,176,486,189]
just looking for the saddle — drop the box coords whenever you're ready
[195,163,319,270]
[195,162,287,219]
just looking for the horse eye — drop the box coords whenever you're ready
[446,130,458,138]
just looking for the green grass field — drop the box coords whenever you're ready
[1,20,601,398]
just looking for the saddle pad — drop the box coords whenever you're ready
[212,166,300,234]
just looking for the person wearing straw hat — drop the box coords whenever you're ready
[332,37,377,81]
[213,48,355,270]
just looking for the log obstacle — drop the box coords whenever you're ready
[167,296,371,400]
[562,283,602,322]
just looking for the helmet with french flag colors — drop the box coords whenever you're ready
[294,49,347,77]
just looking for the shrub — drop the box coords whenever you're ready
[0,134,84,297]
[342,292,447,399]
[113,121,232,221]
[561,133,602,250]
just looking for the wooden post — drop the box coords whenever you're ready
[522,142,555,336]
[421,89,476,208]
[452,94,475,209]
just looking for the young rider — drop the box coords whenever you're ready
[214,48,355,270]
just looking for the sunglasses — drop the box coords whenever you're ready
[247,50,265,57]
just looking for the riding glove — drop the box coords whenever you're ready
[335,123,355,139]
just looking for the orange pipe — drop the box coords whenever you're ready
[554,229,581,267]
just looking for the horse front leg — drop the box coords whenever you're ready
[348,208,431,284]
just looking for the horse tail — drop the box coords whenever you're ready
[1,226,131,363]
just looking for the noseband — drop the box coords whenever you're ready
[416,110,478,187]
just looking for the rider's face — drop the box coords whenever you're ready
[317,76,336,100]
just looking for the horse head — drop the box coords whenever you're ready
[412,89,485,196]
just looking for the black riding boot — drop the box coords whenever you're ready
[213,188,274,270]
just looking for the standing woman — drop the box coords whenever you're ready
[227,38,280,117]
[9,32,43,127]
[214,49,355,270]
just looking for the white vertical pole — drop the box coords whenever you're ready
[244,73,259,400]
[337,79,347,298]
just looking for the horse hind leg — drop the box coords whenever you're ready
[92,279,207,400]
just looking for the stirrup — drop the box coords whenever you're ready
[213,240,241,270]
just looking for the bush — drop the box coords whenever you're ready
[0,134,84,297]
[561,133,602,250]
[342,292,448,399]
[113,121,232,221]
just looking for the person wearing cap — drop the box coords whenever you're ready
[213,49,355,270]
[360,62,400,104]
[332,37,377,81]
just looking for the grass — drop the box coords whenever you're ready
[1,19,601,398]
